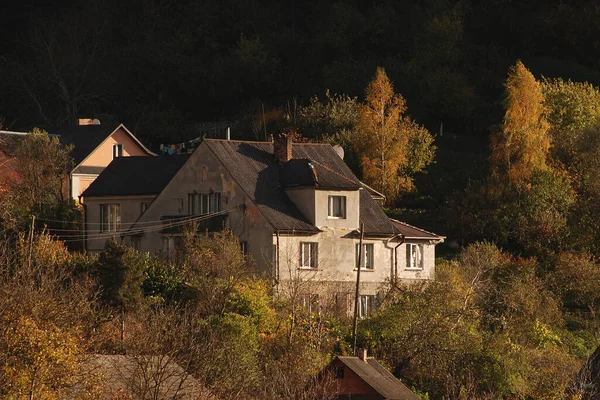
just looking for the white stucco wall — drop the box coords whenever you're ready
[396,241,436,281]
[314,189,359,230]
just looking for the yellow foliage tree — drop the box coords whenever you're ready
[1,317,80,399]
[491,61,550,185]
[356,67,434,203]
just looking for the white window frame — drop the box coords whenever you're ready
[328,195,346,219]
[301,294,320,314]
[355,243,374,270]
[358,295,374,319]
[112,143,123,159]
[406,243,424,270]
[188,192,221,215]
[300,242,318,269]
[100,204,120,232]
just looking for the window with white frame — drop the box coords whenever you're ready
[328,195,346,218]
[406,243,424,270]
[240,241,248,255]
[188,192,221,215]
[355,243,374,270]
[300,242,318,269]
[112,143,123,159]
[100,204,120,232]
[358,295,374,319]
[301,294,320,314]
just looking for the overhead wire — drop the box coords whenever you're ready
[54,207,238,243]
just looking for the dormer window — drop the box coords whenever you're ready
[112,143,123,159]
[328,196,346,219]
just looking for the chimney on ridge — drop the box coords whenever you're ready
[359,348,368,362]
[273,132,293,162]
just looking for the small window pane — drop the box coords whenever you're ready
[300,242,318,268]
[358,295,374,319]
[355,243,374,270]
[101,204,120,232]
[328,196,346,218]
[406,244,424,269]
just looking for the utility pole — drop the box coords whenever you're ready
[352,222,364,355]
[28,215,35,268]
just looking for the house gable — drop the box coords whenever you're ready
[78,124,153,168]
[124,142,277,270]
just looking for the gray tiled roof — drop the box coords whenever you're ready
[205,140,319,233]
[71,354,215,399]
[337,356,419,400]
[205,140,397,235]
[82,155,190,197]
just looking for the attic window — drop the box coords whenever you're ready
[328,196,346,219]
[112,143,123,159]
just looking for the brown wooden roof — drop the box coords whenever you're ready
[337,356,419,400]
[389,219,444,241]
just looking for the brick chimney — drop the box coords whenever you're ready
[273,132,293,162]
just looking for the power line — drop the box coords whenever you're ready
[59,208,236,243]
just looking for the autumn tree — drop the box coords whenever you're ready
[0,231,98,398]
[491,61,550,185]
[356,67,434,203]
[0,128,77,234]
[542,77,600,168]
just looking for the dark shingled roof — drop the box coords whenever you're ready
[337,356,420,400]
[55,124,117,165]
[82,155,190,197]
[205,140,318,233]
[390,219,444,241]
[0,131,27,156]
[205,140,397,235]
[281,158,360,189]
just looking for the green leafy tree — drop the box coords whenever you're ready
[96,239,146,310]
[542,77,600,168]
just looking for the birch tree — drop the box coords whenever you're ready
[356,67,434,203]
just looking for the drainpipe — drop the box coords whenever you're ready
[78,194,87,252]
[393,235,405,288]
[275,231,280,285]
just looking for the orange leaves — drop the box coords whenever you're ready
[492,61,551,185]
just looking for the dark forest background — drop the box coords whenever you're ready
[1,0,599,142]
[2,0,600,239]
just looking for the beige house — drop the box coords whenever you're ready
[56,120,154,200]
[82,135,443,317]
[82,155,190,252]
